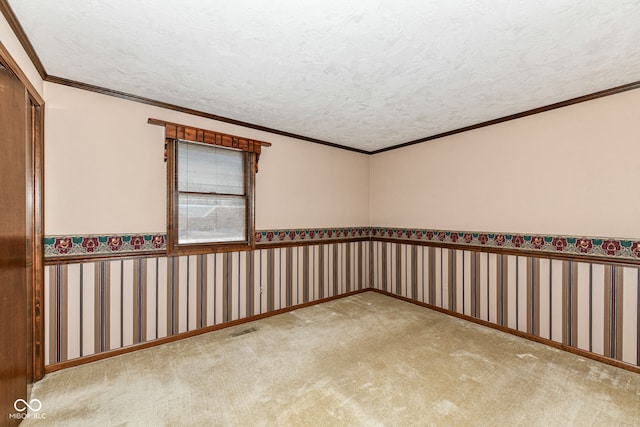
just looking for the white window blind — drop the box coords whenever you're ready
[177,140,246,244]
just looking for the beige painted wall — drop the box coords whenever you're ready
[44,82,370,234]
[370,88,640,239]
[0,11,43,95]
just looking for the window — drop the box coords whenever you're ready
[177,141,247,244]
[151,119,269,255]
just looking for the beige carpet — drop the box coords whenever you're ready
[24,292,640,426]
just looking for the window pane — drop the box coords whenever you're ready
[178,193,246,243]
[178,141,244,195]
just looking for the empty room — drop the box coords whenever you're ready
[1,1,639,425]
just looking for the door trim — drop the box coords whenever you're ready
[0,39,45,382]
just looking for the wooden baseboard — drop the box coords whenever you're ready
[370,288,640,375]
[44,288,370,373]
[45,287,640,376]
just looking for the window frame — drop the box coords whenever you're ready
[166,137,257,256]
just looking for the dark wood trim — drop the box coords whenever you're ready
[256,237,370,250]
[46,75,369,154]
[248,153,257,246]
[372,236,640,267]
[44,287,640,375]
[0,33,46,385]
[42,73,640,157]
[43,250,166,266]
[149,118,272,147]
[31,102,44,381]
[44,234,637,266]
[371,80,640,154]
[45,288,369,373]
[43,237,371,264]
[166,138,177,255]
[165,139,257,256]
[49,74,640,156]
[371,289,640,375]
[0,39,43,104]
[2,0,635,158]
[169,243,254,257]
[0,0,47,80]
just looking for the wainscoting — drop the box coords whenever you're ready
[45,241,371,367]
[44,227,640,373]
[370,240,640,369]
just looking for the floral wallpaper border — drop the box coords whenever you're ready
[44,234,166,258]
[44,227,371,258]
[371,227,640,263]
[255,227,371,244]
[44,227,640,263]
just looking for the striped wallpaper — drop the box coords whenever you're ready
[45,241,370,365]
[44,237,640,371]
[371,241,640,368]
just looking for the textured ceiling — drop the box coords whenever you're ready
[8,0,640,151]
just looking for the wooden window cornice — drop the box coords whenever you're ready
[148,118,271,171]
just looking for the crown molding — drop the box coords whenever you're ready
[0,0,47,79]
[3,0,640,155]
[46,75,640,156]
[370,80,640,154]
[45,75,369,154]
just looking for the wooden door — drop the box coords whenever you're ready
[0,64,31,425]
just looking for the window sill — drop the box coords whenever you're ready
[167,241,254,256]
